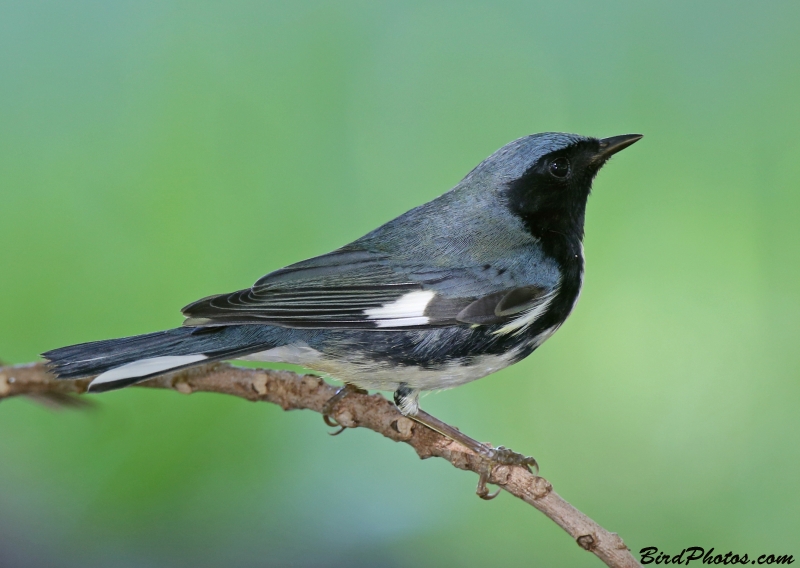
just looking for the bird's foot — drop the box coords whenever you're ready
[487,445,539,472]
[404,407,538,501]
[476,472,501,500]
[475,446,539,500]
[322,383,367,435]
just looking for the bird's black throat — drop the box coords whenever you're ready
[503,139,608,338]
[504,141,604,267]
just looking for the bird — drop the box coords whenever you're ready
[44,131,641,491]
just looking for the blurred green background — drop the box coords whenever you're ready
[1,1,799,566]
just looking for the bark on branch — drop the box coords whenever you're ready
[0,362,640,568]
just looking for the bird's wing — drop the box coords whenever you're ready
[181,248,556,330]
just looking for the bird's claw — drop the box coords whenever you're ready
[323,412,346,435]
[489,445,539,475]
[475,445,538,501]
[327,425,347,436]
[476,471,501,500]
[321,384,367,435]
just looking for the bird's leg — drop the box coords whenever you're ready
[322,383,367,435]
[393,385,538,500]
[410,408,539,471]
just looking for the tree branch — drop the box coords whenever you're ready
[0,362,640,567]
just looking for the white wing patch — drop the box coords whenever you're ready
[363,290,435,328]
[89,354,208,388]
[493,288,559,336]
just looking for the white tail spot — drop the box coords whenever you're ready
[89,355,208,388]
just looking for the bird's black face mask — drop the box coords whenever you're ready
[505,135,641,243]
[505,139,602,241]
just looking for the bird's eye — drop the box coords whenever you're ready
[548,157,570,178]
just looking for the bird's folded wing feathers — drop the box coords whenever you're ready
[182,248,554,330]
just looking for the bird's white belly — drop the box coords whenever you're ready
[316,348,526,392]
[240,340,533,392]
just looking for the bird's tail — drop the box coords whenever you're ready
[43,326,271,393]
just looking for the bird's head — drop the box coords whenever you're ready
[468,132,642,241]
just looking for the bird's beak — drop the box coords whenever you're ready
[594,134,643,162]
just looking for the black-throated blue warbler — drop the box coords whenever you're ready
[44,132,641,490]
